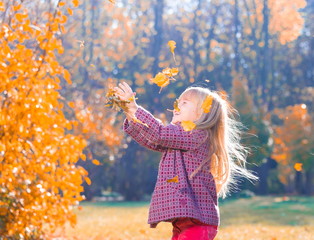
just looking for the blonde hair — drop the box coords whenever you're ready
[180,87,258,198]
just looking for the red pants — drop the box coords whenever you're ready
[171,218,218,240]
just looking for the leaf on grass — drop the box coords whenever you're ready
[202,95,213,113]
[181,121,196,132]
[167,175,179,183]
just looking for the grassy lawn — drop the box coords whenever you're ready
[52,196,314,240]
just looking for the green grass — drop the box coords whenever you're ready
[219,196,314,226]
[80,195,314,226]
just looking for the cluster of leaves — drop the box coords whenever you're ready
[0,0,90,238]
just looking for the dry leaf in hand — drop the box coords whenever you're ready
[181,121,196,132]
[105,88,130,112]
[167,175,179,183]
[202,95,213,113]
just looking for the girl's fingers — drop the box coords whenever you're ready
[122,82,133,94]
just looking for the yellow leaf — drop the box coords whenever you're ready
[72,0,80,7]
[151,72,172,93]
[13,4,22,11]
[15,13,27,22]
[132,117,149,128]
[92,159,101,165]
[67,7,73,16]
[162,67,179,78]
[59,1,66,7]
[68,101,75,108]
[202,95,213,113]
[173,99,180,112]
[168,40,176,54]
[64,69,72,84]
[84,177,91,185]
[181,121,196,132]
[167,175,179,183]
[0,2,4,11]
[294,163,303,172]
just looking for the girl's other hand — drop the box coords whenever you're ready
[114,82,138,117]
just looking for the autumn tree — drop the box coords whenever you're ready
[0,0,89,238]
[272,104,314,194]
[232,73,272,193]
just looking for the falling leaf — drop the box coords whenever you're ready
[168,40,176,54]
[67,7,73,16]
[202,95,213,113]
[151,72,170,93]
[181,121,196,132]
[72,0,80,7]
[162,67,179,78]
[294,163,303,172]
[167,175,179,183]
[92,159,101,165]
[84,177,92,185]
[173,99,180,112]
[168,40,177,63]
[167,99,180,113]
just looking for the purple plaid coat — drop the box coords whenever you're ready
[123,107,219,228]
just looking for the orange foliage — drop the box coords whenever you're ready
[272,104,313,186]
[0,1,87,238]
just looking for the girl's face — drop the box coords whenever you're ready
[171,92,201,124]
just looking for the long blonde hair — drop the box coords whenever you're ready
[181,87,258,198]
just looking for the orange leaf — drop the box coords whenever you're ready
[294,163,303,172]
[15,13,27,22]
[67,7,73,16]
[64,69,72,84]
[181,121,196,132]
[59,1,66,7]
[168,40,176,54]
[202,95,213,113]
[92,159,101,165]
[72,0,80,7]
[167,175,179,183]
[84,177,91,185]
[68,101,75,108]
[13,4,22,11]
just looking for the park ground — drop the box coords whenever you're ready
[53,196,314,240]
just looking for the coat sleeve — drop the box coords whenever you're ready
[123,118,166,152]
[124,107,208,151]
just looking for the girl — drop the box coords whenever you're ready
[114,82,257,240]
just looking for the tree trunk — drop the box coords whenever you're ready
[234,0,240,72]
[261,0,270,104]
[151,0,164,75]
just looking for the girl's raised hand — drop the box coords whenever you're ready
[114,82,138,117]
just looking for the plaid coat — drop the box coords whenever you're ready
[123,107,219,228]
